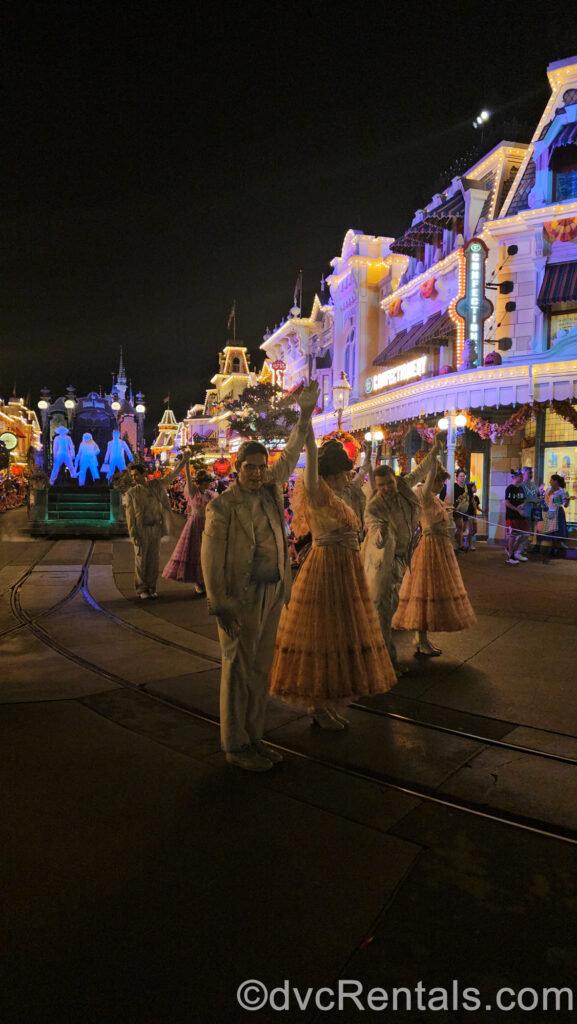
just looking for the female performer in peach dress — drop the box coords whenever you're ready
[392,457,476,655]
[269,427,396,729]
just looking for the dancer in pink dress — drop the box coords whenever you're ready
[163,465,214,591]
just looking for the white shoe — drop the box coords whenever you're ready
[139,592,149,600]
[252,742,283,764]
[226,746,273,772]
[326,705,350,727]
[506,558,519,565]
[514,554,528,562]
[311,708,345,730]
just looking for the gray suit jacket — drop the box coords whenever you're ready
[201,416,308,615]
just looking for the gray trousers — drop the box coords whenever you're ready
[374,554,408,669]
[218,579,284,752]
[133,523,163,594]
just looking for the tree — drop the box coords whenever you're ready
[225,382,299,447]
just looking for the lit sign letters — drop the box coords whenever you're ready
[365,355,427,394]
[454,238,493,356]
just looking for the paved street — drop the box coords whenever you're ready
[2,508,577,1023]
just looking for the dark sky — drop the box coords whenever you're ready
[2,2,574,433]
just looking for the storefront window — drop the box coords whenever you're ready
[550,310,577,345]
[544,408,577,443]
[543,446,577,509]
[469,452,484,509]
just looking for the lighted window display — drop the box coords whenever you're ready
[543,446,577,510]
[469,452,485,509]
[550,310,577,344]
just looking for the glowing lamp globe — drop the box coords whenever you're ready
[455,413,467,428]
[111,400,121,411]
[437,416,449,430]
[332,371,352,411]
[135,404,146,414]
[64,399,75,410]
[373,430,384,442]
[38,399,49,410]
[364,431,373,441]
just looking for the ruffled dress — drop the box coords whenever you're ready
[269,477,397,707]
[392,492,476,632]
[162,484,213,584]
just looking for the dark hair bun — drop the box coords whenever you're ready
[317,439,354,477]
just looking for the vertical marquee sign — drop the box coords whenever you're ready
[450,237,493,367]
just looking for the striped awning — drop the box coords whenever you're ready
[537,262,577,309]
[374,309,455,365]
[551,123,577,151]
[390,192,465,257]
[424,191,465,228]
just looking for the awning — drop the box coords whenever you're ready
[374,309,455,365]
[423,191,465,229]
[550,123,577,151]
[537,262,577,309]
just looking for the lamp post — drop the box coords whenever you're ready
[37,390,51,427]
[437,411,467,504]
[332,371,352,431]
[135,393,146,453]
[364,428,384,467]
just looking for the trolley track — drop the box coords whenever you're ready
[4,538,577,846]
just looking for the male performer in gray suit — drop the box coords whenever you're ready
[201,381,319,771]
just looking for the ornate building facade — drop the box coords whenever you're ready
[268,55,577,539]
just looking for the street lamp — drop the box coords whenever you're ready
[332,371,352,431]
[438,411,467,503]
[364,428,384,466]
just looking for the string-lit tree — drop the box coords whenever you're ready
[224,381,299,447]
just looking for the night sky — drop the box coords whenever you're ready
[2,2,574,436]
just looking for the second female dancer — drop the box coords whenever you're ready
[269,424,396,729]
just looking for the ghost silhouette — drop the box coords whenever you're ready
[75,433,100,486]
[50,426,77,485]
[102,430,133,481]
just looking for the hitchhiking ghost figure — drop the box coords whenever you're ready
[75,433,100,486]
[49,426,76,485]
[102,430,133,482]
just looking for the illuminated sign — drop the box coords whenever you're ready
[365,355,427,395]
[271,359,286,389]
[451,238,493,365]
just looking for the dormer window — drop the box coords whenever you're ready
[550,143,577,201]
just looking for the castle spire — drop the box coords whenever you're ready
[115,346,128,402]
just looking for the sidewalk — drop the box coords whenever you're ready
[2,518,577,1023]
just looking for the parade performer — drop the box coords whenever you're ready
[126,452,190,599]
[362,435,445,672]
[201,382,318,772]
[392,456,476,655]
[269,428,396,729]
[49,426,76,485]
[75,433,100,486]
[102,430,133,482]
[162,463,214,591]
